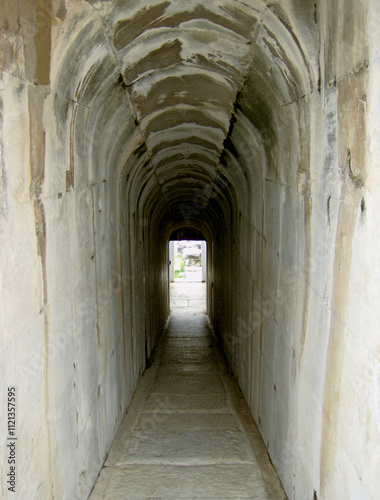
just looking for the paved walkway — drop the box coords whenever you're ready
[89,283,286,499]
[169,281,207,311]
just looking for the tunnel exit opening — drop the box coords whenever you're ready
[169,240,207,282]
[168,240,207,313]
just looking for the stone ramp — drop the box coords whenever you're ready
[89,303,286,499]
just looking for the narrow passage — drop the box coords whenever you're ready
[90,283,286,499]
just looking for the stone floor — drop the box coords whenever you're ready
[89,282,287,499]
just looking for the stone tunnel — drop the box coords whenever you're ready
[1,0,379,498]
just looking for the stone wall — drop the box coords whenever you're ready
[213,2,380,497]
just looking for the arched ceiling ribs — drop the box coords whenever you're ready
[52,0,316,244]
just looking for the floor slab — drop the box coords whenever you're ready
[89,283,287,499]
[90,464,272,500]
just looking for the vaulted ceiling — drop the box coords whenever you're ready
[53,0,314,239]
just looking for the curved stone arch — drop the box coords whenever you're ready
[45,3,321,498]
[49,0,316,197]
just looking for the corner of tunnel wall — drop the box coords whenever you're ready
[316,2,380,499]
[0,2,66,498]
[124,164,171,366]
[140,211,170,365]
